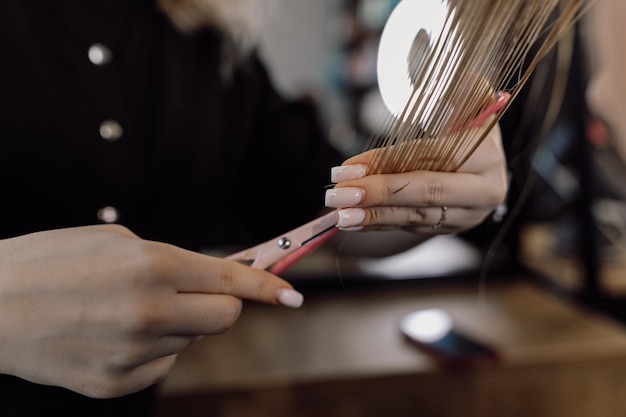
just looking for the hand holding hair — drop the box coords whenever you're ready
[325,121,507,234]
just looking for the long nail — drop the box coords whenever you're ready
[277,288,304,308]
[337,208,366,229]
[331,164,368,182]
[325,187,364,208]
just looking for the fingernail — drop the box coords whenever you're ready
[337,208,366,228]
[325,187,364,208]
[277,288,304,308]
[331,164,368,182]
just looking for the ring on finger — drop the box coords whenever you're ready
[431,206,447,230]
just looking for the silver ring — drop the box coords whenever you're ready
[431,206,447,229]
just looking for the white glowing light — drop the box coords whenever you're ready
[400,308,453,343]
[377,0,452,120]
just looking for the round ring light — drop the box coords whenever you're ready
[377,0,452,120]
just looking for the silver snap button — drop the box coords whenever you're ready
[99,120,123,141]
[88,43,113,66]
[97,206,120,223]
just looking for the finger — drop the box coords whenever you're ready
[328,170,505,210]
[162,292,243,335]
[153,245,303,307]
[118,336,205,375]
[139,335,203,365]
[327,127,506,210]
[337,206,488,232]
[79,354,178,399]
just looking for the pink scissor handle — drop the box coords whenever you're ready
[270,224,339,275]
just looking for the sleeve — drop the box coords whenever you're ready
[225,53,343,244]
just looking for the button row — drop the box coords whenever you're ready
[88,43,124,143]
[90,43,121,224]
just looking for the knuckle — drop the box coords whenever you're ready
[423,175,444,205]
[112,346,147,370]
[125,241,170,278]
[368,208,382,223]
[405,208,427,225]
[123,296,167,335]
[379,183,393,204]
[217,262,237,294]
[252,275,270,299]
[132,310,162,335]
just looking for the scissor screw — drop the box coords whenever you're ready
[277,237,292,249]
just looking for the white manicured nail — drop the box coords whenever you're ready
[331,164,368,182]
[337,208,366,228]
[277,288,304,308]
[325,187,364,208]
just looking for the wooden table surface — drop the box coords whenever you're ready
[156,276,626,417]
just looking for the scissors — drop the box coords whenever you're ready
[226,210,339,275]
[227,92,510,275]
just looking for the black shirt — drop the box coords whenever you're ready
[0,0,341,415]
[0,0,340,250]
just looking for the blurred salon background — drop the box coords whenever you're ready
[157,1,626,416]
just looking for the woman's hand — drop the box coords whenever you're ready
[0,224,302,398]
[325,122,507,234]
